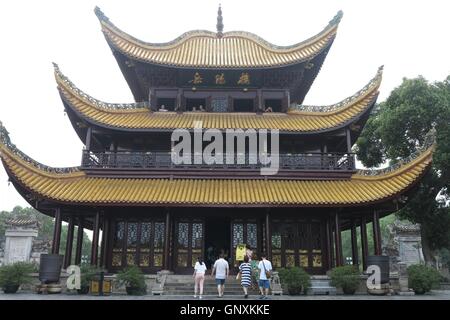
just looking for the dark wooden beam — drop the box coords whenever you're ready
[266,211,271,260]
[100,217,110,268]
[360,216,369,271]
[64,216,75,268]
[351,219,359,267]
[85,127,92,151]
[164,209,171,270]
[325,218,332,270]
[91,212,100,266]
[334,212,342,266]
[75,217,84,265]
[346,128,352,153]
[373,210,382,255]
[52,208,62,254]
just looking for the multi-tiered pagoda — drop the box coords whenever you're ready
[0,7,433,275]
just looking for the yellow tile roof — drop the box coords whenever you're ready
[0,135,432,207]
[55,66,382,132]
[96,8,342,69]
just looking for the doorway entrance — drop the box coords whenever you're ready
[204,217,231,269]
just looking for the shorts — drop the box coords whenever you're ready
[258,279,270,289]
[216,278,226,285]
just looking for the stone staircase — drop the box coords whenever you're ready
[308,276,336,295]
[163,275,259,296]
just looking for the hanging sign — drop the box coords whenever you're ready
[235,244,246,261]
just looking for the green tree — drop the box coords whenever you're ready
[355,75,450,264]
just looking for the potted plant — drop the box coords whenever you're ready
[0,262,36,294]
[116,266,147,295]
[407,264,440,295]
[78,265,101,294]
[330,265,360,295]
[278,267,311,295]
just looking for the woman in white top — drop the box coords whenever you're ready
[193,257,207,299]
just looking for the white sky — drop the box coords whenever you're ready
[0,0,449,211]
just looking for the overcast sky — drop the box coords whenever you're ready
[0,0,449,212]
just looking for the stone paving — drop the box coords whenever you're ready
[0,290,449,300]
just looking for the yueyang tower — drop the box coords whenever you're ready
[0,7,434,274]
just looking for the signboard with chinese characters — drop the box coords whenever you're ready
[180,70,262,88]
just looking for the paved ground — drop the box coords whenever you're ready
[1,290,449,300]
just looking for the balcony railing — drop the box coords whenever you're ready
[81,150,356,171]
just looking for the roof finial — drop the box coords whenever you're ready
[216,4,224,38]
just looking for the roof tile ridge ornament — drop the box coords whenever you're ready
[329,10,344,26]
[94,6,108,22]
[0,121,80,174]
[53,63,149,111]
[356,127,436,176]
[216,4,224,38]
[290,65,383,113]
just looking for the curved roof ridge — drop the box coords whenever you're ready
[354,129,436,179]
[289,66,383,114]
[94,7,341,68]
[54,63,149,112]
[0,121,81,176]
[94,6,342,52]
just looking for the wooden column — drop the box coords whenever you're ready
[85,127,92,151]
[176,89,182,113]
[373,211,382,255]
[100,218,110,268]
[164,210,171,270]
[64,216,75,268]
[257,89,263,113]
[350,219,359,267]
[329,216,335,268]
[325,218,332,270]
[75,217,84,265]
[360,216,369,271]
[52,208,62,254]
[334,212,342,266]
[346,128,352,153]
[265,211,271,260]
[91,212,100,266]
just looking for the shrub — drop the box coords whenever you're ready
[0,262,36,293]
[330,265,360,295]
[116,266,147,295]
[407,264,441,294]
[277,267,311,295]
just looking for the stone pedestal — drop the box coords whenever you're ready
[270,271,283,295]
[397,262,414,295]
[4,219,38,264]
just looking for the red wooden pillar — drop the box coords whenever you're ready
[75,217,84,265]
[52,208,62,254]
[64,216,75,268]
[91,212,100,266]
[351,219,359,267]
[334,212,342,266]
[373,211,382,255]
[164,209,171,270]
[360,216,369,271]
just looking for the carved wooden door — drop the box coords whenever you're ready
[174,220,204,274]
